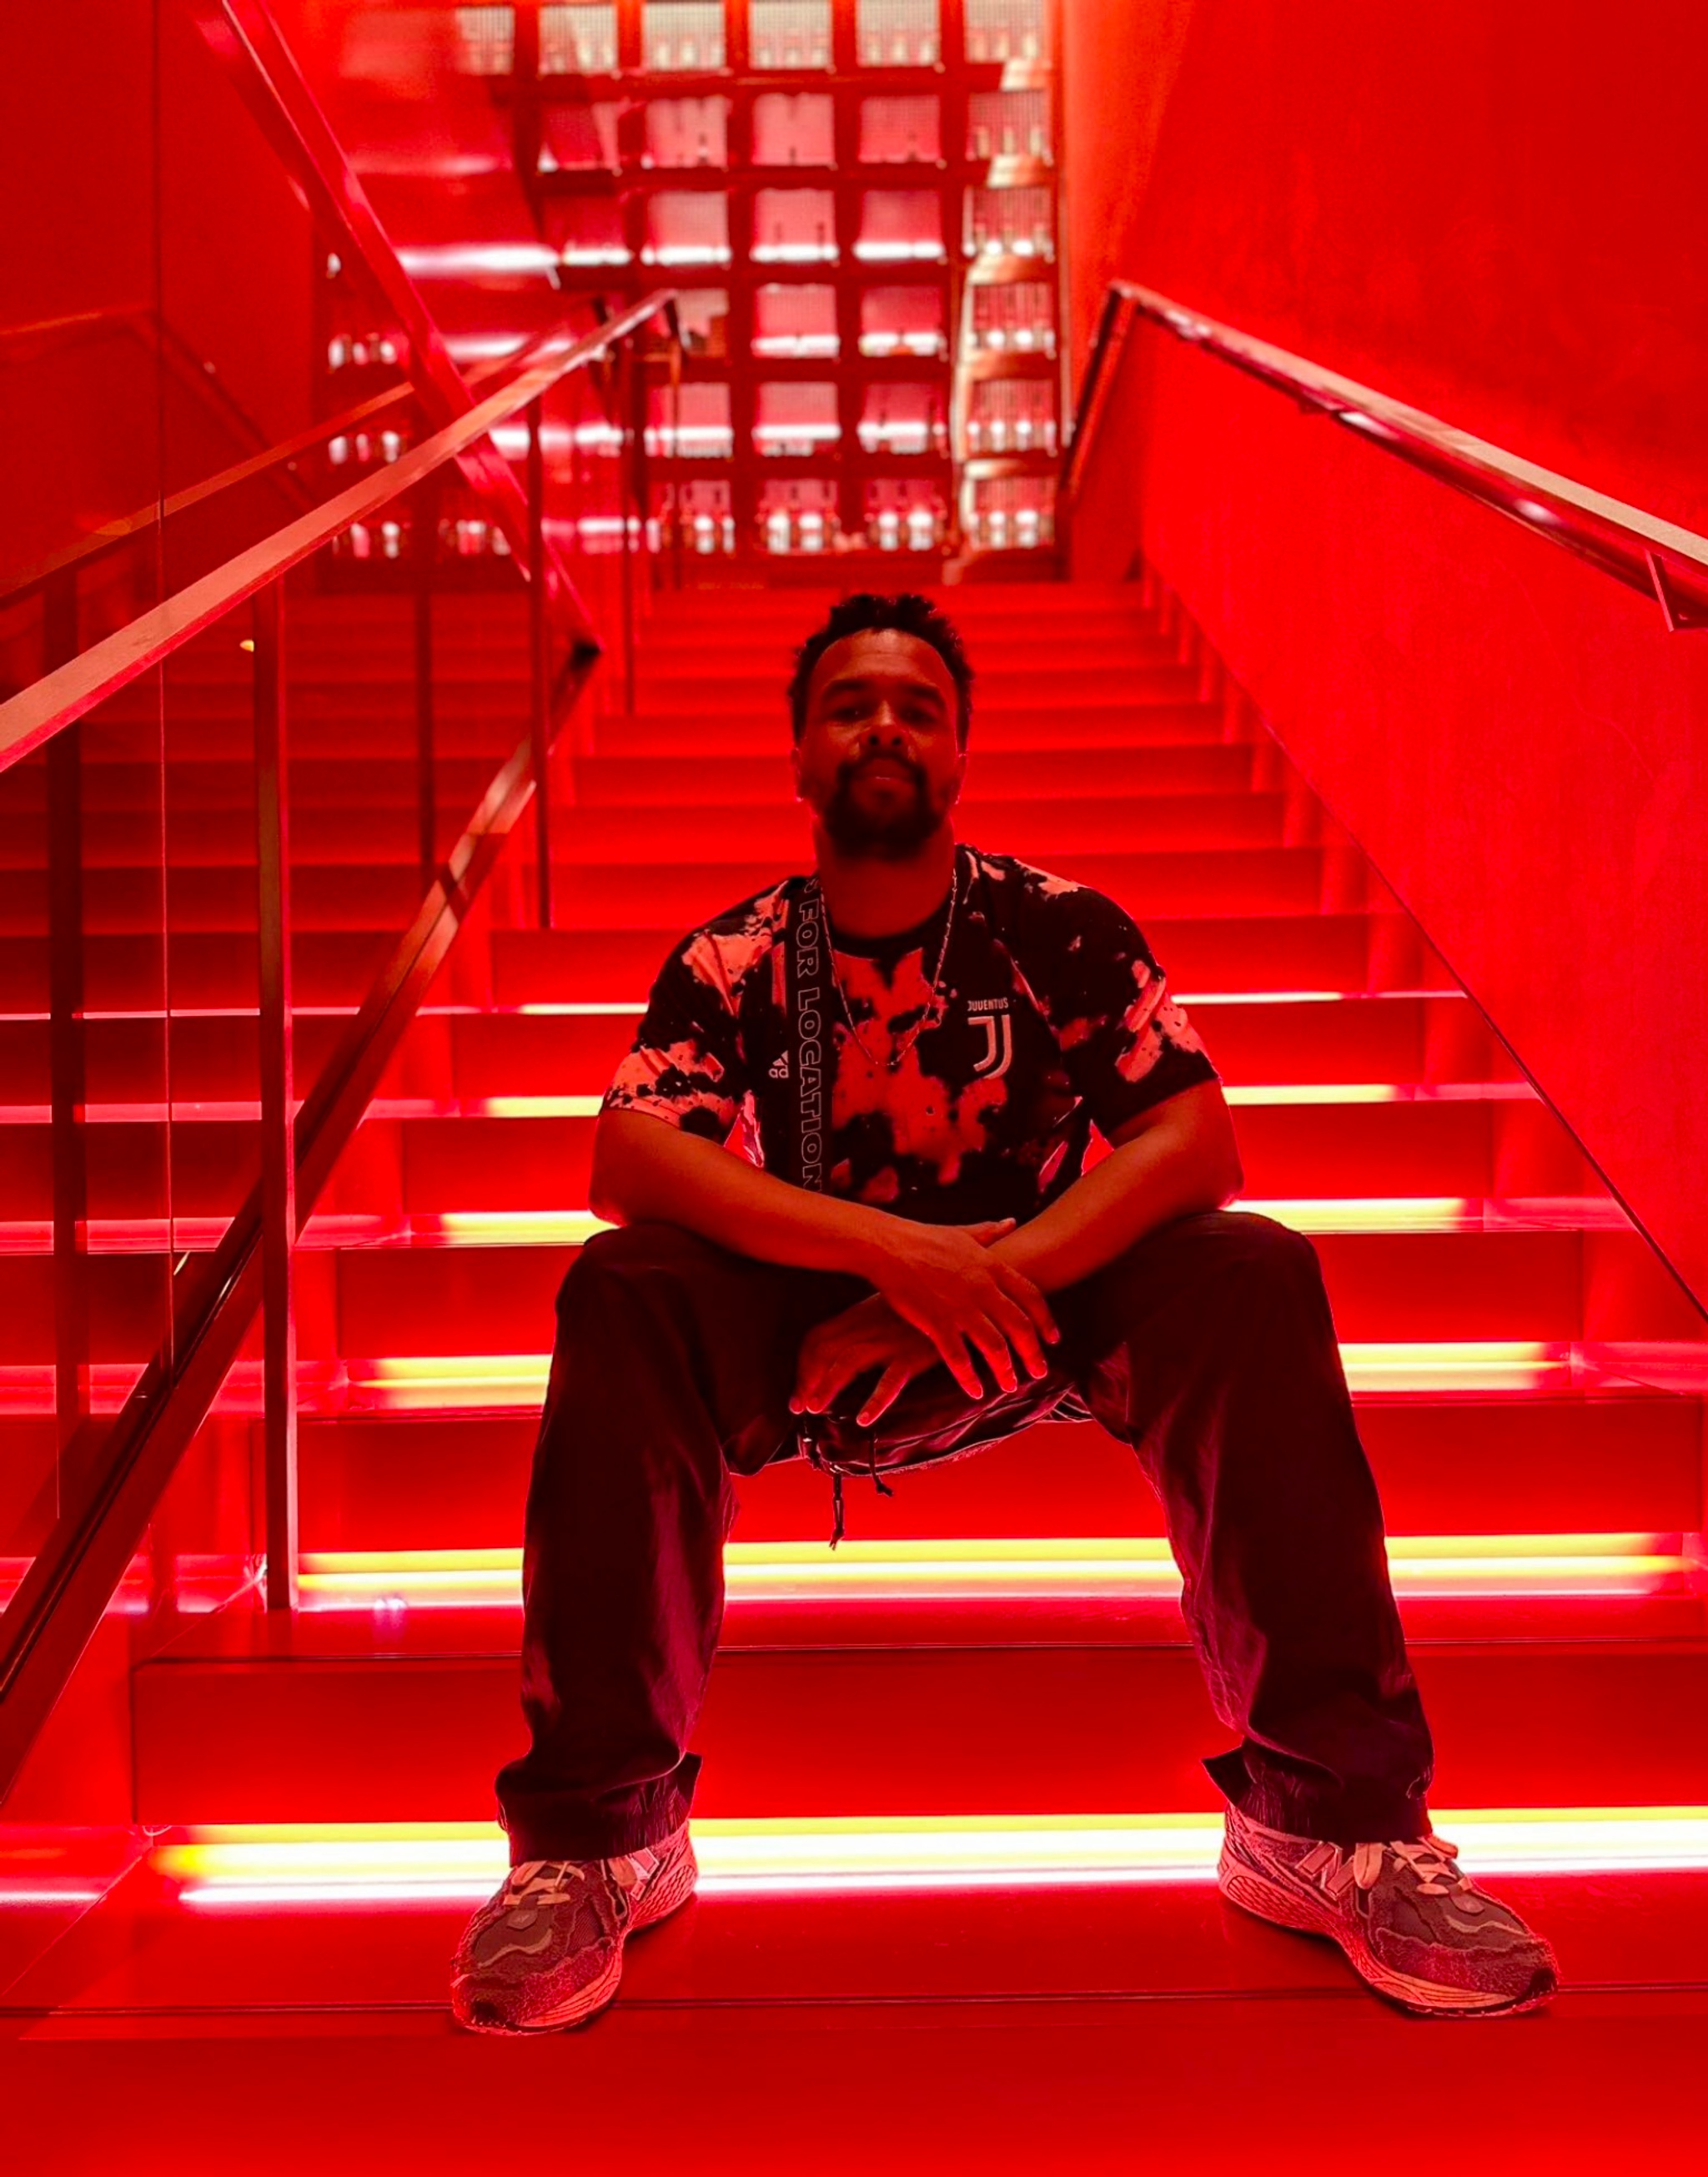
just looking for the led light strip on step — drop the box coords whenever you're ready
[4,1340,1700,1419]
[294,1532,1700,1611]
[339,1342,1598,1410]
[153,1807,1708,1908]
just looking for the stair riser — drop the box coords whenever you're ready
[290,1397,1706,1551]
[128,1642,1708,1826]
[495,915,1429,1005]
[0,1104,1567,1220]
[0,797,1299,873]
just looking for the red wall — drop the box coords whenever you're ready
[1062,0,1708,1314]
[0,0,314,601]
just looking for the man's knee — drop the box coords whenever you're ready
[557,1219,723,1318]
[1131,1209,1325,1303]
[1193,1209,1321,1278]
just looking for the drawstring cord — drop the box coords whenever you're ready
[797,1418,893,1549]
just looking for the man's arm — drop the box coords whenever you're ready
[590,1110,1057,1397]
[987,1081,1243,1294]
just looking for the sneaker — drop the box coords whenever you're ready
[1218,1802,1559,2018]
[450,1821,698,2034]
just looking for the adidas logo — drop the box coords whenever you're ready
[769,1054,790,1079]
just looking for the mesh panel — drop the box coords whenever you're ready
[751,92,836,165]
[755,381,841,455]
[969,279,1056,354]
[643,191,733,264]
[641,2,726,69]
[752,187,839,261]
[857,188,945,262]
[967,88,1051,161]
[965,185,1053,259]
[967,376,1057,455]
[859,284,945,357]
[966,0,1050,64]
[643,97,731,167]
[857,0,940,67]
[540,2,618,72]
[753,284,840,358]
[751,0,832,68]
[858,94,942,163]
[455,4,514,73]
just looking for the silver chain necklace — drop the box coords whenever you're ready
[821,858,959,1075]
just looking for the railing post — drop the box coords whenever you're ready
[527,396,554,928]
[666,302,686,592]
[253,580,298,1612]
[413,478,438,892]
[618,339,639,722]
[43,571,88,1487]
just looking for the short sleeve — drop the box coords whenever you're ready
[600,933,751,1143]
[1030,882,1218,1135]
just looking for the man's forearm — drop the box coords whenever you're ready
[988,1123,1239,1293]
[590,1110,898,1278]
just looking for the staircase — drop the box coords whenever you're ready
[4,577,1706,2164]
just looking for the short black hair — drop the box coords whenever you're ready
[786,592,975,745]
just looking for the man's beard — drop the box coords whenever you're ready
[820,755,952,859]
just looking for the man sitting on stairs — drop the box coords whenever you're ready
[452,591,1557,2032]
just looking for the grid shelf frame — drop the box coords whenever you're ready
[435,0,1067,564]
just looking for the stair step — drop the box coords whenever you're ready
[128,1593,1708,1824]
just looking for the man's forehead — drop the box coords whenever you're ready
[807,627,957,701]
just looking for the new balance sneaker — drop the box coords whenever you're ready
[1218,1803,1559,2018]
[450,1821,698,2034]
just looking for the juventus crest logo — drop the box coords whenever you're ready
[968,1002,1013,1079]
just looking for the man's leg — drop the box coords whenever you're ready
[495,1220,862,1863]
[1063,1209,1434,1844]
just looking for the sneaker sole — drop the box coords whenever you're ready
[1218,1852,1559,2019]
[457,1842,701,2036]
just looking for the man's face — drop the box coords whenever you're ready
[791,628,967,859]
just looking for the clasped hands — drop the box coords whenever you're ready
[789,1218,1060,1430]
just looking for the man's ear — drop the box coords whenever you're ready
[789,740,805,798]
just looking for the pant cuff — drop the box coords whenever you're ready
[1204,1747,1431,1848]
[498,1762,699,1866]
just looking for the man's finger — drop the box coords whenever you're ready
[964,1315,1020,1397]
[988,1288,1049,1379]
[926,1320,985,1400]
[857,1360,918,1428]
[993,1263,1059,1345]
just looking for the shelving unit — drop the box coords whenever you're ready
[315,0,1064,571]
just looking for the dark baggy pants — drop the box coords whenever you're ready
[495,1210,1435,1861]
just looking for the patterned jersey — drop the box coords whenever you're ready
[602,844,1219,1227]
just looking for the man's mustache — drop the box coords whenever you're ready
[837,752,927,788]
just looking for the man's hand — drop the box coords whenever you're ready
[857,1218,1058,1400]
[791,1295,940,1427]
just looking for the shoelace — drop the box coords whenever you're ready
[500,1859,592,1908]
[1296,1833,1482,1908]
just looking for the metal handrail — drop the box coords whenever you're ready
[0,290,671,776]
[1064,279,1708,631]
[0,318,584,616]
[0,286,677,1803]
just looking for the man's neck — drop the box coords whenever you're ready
[812,825,958,939]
